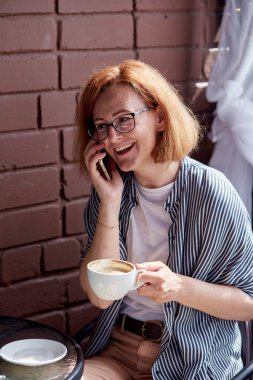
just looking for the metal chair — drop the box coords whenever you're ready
[74,318,253,379]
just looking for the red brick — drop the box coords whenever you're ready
[0,0,54,14]
[0,130,59,170]
[0,245,41,284]
[0,17,56,53]
[63,164,91,200]
[43,238,81,272]
[0,278,65,317]
[0,94,37,132]
[61,51,135,89]
[136,0,204,11]
[137,12,204,47]
[79,233,88,250]
[0,204,61,249]
[66,303,100,336]
[65,199,87,235]
[61,15,133,50]
[0,55,58,94]
[0,167,59,210]
[29,311,66,333]
[65,271,86,303]
[41,91,77,127]
[62,127,77,162]
[139,47,202,82]
[59,0,132,13]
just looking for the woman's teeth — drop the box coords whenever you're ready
[115,144,133,153]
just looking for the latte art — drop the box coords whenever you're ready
[97,267,130,274]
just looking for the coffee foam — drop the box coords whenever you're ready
[89,260,133,274]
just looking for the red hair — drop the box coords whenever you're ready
[75,59,201,172]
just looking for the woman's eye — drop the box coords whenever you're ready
[118,115,132,123]
[96,124,107,131]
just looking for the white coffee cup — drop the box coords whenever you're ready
[87,259,144,301]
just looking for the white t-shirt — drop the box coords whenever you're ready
[120,178,174,321]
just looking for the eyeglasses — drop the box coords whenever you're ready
[88,106,154,142]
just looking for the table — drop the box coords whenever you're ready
[0,316,84,380]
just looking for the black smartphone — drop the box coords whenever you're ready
[97,153,111,181]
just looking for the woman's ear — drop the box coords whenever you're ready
[156,106,165,132]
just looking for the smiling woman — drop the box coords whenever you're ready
[76,59,200,174]
[75,59,253,380]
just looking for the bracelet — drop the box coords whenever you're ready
[97,220,119,229]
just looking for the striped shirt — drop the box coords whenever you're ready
[82,156,253,379]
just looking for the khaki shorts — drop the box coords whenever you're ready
[82,325,161,380]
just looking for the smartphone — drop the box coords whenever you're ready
[97,154,111,181]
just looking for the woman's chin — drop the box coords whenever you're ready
[117,161,136,173]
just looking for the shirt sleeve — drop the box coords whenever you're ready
[197,169,253,298]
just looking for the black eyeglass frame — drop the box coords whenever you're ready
[88,106,154,142]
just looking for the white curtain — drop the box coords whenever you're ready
[206,0,253,217]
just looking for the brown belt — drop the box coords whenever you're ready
[118,314,164,343]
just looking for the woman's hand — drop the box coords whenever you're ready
[83,140,123,204]
[135,261,182,303]
[135,261,253,320]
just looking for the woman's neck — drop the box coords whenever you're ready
[134,161,180,188]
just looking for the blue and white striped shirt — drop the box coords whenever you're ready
[82,156,253,379]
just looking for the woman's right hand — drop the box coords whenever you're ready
[83,140,124,204]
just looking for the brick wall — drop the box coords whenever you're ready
[0,0,223,336]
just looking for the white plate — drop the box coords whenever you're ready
[0,339,67,366]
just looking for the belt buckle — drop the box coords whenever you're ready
[141,320,164,343]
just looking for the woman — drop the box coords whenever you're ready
[77,59,253,379]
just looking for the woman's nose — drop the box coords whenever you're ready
[107,125,122,141]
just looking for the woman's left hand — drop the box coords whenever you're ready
[135,261,182,303]
[136,262,253,321]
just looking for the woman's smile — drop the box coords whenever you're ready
[111,140,138,172]
[114,143,135,155]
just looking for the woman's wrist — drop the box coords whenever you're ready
[100,200,121,212]
[97,220,119,229]
[98,204,120,226]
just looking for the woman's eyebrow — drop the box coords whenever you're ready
[112,109,130,117]
[94,109,131,122]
